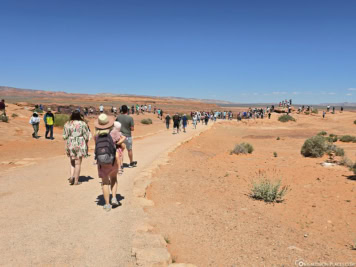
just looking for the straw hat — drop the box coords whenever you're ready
[95,114,115,129]
[47,107,51,111]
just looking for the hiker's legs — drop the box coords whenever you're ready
[110,174,118,199]
[49,125,54,139]
[70,158,75,178]
[45,125,49,138]
[73,157,82,184]
[102,184,110,205]
[34,124,39,138]
[128,149,133,163]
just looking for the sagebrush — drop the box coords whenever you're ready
[54,114,70,127]
[141,118,153,125]
[339,135,356,143]
[278,114,296,122]
[250,176,289,203]
[231,143,254,155]
[301,136,327,158]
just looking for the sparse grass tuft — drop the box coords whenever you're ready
[312,109,318,114]
[250,173,289,203]
[278,114,296,122]
[273,152,278,157]
[351,163,356,175]
[54,114,70,127]
[141,118,153,125]
[301,135,327,158]
[231,143,254,155]
[325,134,338,143]
[11,113,18,118]
[339,135,356,143]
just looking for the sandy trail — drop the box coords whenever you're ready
[0,122,211,266]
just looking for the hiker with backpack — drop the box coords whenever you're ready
[95,114,120,211]
[63,110,90,185]
[29,111,41,139]
[44,108,55,140]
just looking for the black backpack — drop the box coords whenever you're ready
[95,134,116,165]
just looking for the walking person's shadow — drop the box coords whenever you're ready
[78,175,95,183]
[95,194,124,209]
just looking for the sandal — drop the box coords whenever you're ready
[73,182,82,185]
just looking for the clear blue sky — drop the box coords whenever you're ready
[0,0,355,104]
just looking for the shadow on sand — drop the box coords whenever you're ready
[95,194,125,209]
[78,175,95,183]
[345,175,356,181]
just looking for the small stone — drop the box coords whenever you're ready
[304,234,308,238]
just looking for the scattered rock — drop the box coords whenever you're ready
[134,248,171,267]
[287,246,303,252]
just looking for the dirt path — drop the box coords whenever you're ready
[0,121,213,266]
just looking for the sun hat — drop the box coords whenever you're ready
[47,107,51,111]
[114,121,121,130]
[95,113,115,129]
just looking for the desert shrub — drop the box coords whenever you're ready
[326,144,345,157]
[325,134,338,143]
[278,114,296,122]
[34,108,44,114]
[250,178,288,203]
[0,114,9,122]
[339,135,356,143]
[339,157,353,168]
[312,109,318,114]
[317,131,327,136]
[141,118,152,125]
[305,111,310,115]
[276,137,280,140]
[301,135,327,158]
[351,163,356,175]
[54,114,70,127]
[231,143,254,155]
[273,152,278,157]
[11,113,18,118]
[354,120,356,125]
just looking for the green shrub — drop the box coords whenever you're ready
[276,137,280,140]
[339,135,356,143]
[0,114,9,123]
[326,134,338,143]
[326,144,345,157]
[250,177,289,203]
[317,131,327,136]
[231,143,254,155]
[305,111,310,115]
[354,120,356,125]
[273,152,278,157]
[11,113,18,118]
[54,114,70,127]
[312,109,318,114]
[141,118,153,125]
[301,135,327,158]
[278,114,296,122]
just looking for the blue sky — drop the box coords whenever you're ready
[0,0,355,104]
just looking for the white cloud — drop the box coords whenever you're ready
[253,92,259,96]
[292,91,300,95]
[348,88,356,91]
[346,93,352,96]
[327,92,336,95]
[272,91,287,95]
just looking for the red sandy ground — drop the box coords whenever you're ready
[147,111,356,266]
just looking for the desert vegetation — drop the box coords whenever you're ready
[54,114,70,127]
[0,114,9,122]
[339,135,356,143]
[231,143,254,155]
[141,118,153,125]
[11,113,18,118]
[278,114,296,122]
[317,131,327,136]
[301,135,346,158]
[250,173,288,203]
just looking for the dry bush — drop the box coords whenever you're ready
[250,173,289,203]
[231,143,254,155]
[339,135,356,143]
[301,135,327,158]
[326,144,345,157]
[278,114,296,122]
[54,114,70,127]
[0,114,9,123]
[339,157,353,168]
[141,118,153,125]
[317,131,327,136]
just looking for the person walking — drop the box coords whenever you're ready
[182,114,188,132]
[44,108,55,140]
[165,114,171,129]
[0,99,5,116]
[29,111,40,138]
[172,113,180,134]
[94,114,119,211]
[63,110,90,185]
[116,105,137,168]
[192,113,197,129]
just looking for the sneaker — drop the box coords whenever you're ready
[111,198,119,206]
[103,204,112,212]
[130,161,137,167]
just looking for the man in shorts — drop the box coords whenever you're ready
[172,113,180,134]
[116,105,137,168]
